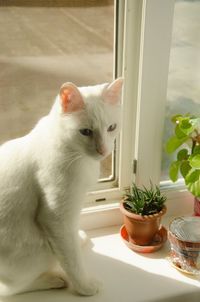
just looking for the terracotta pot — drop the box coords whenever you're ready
[120,202,166,246]
[194,197,200,216]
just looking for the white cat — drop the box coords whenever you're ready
[0,78,123,296]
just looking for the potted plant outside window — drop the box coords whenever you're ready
[166,114,200,216]
[120,183,167,246]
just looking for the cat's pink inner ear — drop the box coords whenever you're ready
[59,83,84,113]
[103,77,123,105]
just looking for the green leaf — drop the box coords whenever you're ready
[185,169,200,185]
[189,154,200,169]
[177,149,189,161]
[175,125,188,139]
[125,200,135,210]
[180,160,192,178]
[169,161,180,182]
[179,118,195,135]
[185,169,200,197]
[193,145,200,155]
[166,136,188,154]
[171,114,183,123]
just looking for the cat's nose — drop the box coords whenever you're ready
[96,145,107,156]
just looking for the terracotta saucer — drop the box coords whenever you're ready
[120,224,167,253]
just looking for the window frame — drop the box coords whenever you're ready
[85,0,143,206]
[133,0,175,188]
[86,0,175,204]
[83,0,144,224]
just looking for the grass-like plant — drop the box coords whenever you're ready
[166,114,200,197]
[123,183,166,215]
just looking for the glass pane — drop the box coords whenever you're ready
[0,0,114,180]
[161,0,200,182]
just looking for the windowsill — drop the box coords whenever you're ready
[6,218,200,302]
[3,189,200,302]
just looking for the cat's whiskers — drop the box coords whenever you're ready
[64,152,83,171]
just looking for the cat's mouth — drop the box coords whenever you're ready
[95,150,109,161]
[85,146,109,161]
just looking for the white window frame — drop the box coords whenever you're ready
[85,0,144,207]
[82,0,193,230]
[134,0,175,187]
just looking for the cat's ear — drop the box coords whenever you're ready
[59,82,84,113]
[103,77,123,105]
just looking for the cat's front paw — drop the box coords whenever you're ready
[73,278,102,296]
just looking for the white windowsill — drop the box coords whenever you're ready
[6,194,200,302]
[1,189,198,302]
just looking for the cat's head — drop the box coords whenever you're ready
[55,78,123,160]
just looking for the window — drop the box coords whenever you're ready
[84,0,196,227]
[161,0,200,184]
[82,0,178,229]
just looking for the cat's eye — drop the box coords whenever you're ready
[79,128,93,137]
[107,123,117,132]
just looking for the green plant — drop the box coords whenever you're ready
[123,183,166,215]
[166,114,200,197]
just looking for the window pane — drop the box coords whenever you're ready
[0,0,114,180]
[161,0,200,182]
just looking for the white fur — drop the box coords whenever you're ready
[0,79,122,296]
